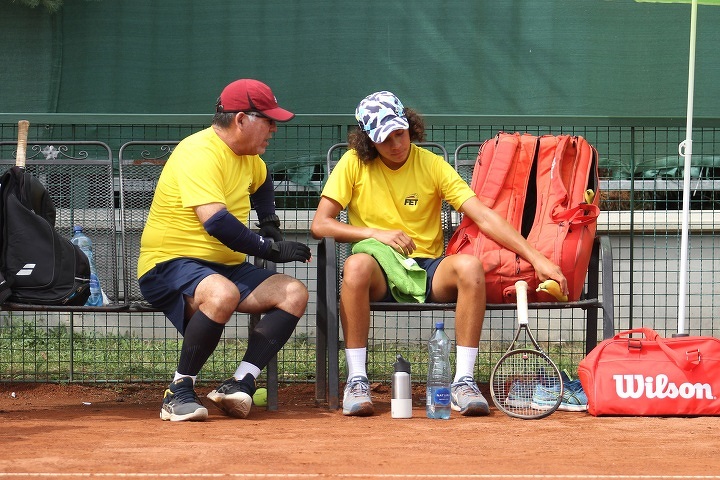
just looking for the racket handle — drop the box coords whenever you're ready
[16,120,29,169]
[515,280,529,325]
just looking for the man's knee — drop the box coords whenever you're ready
[447,255,484,284]
[192,275,241,318]
[286,277,309,305]
[277,276,309,316]
[342,254,377,289]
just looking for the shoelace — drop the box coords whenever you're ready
[453,378,480,395]
[217,379,244,394]
[173,386,200,404]
[564,379,584,392]
[347,379,369,398]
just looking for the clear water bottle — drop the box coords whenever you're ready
[71,226,103,306]
[426,321,452,419]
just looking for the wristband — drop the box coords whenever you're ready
[256,213,280,228]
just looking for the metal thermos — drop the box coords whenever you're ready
[391,354,413,418]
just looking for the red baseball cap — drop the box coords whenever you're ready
[216,79,295,122]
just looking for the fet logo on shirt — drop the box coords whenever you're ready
[404,194,418,206]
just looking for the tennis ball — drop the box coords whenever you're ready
[253,387,268,407]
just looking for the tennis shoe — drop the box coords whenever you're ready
[206,374,256,418]
[531,378,588,412]
[451,376,490,416]
[160,377,208,422]
[342,375,374,416]
[505,379,534,408]
[557,382,589,411]
[530,382,563,411]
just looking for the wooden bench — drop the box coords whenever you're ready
[314,142,615,410]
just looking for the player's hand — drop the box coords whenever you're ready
[533,257,568,297]
[373,229,416,257]
[265,240,312,263]
[256,215,283,242]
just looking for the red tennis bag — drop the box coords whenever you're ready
[446,132,600,303]
[578,327,720,416]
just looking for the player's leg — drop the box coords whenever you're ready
[429,254,490,416]
[207,266,308,418]
[337,253,389,416]
[140,261,240,422]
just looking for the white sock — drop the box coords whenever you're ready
[173,372,197,385]
[345,347,368,381]
[454,346,478,383]
[234,361,261,381]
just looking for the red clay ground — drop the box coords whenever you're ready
[1,382,719,480]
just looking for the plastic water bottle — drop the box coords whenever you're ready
[71,226,103,306]
[426,321,452,419]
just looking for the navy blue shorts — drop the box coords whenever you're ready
[376,256,444,303]
[138,258,275,334]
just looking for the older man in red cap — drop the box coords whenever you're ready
[139,79,311,422]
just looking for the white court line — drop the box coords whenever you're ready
[1,475,720,479]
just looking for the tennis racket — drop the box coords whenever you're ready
[490,280,563,419]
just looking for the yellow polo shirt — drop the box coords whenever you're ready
[137,127,267,278]
[321,143,475,258]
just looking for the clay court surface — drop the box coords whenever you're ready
[1,382,719,480]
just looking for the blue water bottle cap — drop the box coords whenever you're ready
[73,225,83,233]
[435,322,444,330]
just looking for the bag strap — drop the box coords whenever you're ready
[549,136,600,225]
[615,327,699,371]
[475,133,522,208]
[552,203,600,225]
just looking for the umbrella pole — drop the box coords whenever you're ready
[676,0,698,337]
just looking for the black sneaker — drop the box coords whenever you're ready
[206,374,256,418]
[160,377,208,422]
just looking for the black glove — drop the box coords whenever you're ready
[264,241,311,263]
[256,214,283,242]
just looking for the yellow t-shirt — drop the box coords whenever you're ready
[321,143,475,258]
[137,127,267,278]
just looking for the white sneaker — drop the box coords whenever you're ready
[342,375,374,416]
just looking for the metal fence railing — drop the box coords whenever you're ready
[0,114,717,387]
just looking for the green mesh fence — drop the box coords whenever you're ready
[0,115,718,387]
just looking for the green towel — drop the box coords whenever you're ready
[351,238,427,303]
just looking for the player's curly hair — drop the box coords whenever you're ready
[347,107,426,163]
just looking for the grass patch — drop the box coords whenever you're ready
[0,320,586,385]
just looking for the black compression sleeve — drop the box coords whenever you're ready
[203,208,272,257]
[249,171,275,221]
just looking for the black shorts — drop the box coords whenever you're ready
[376,256,444,303]
[138,258,275,334]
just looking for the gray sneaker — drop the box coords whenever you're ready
[206,374,256,419]
[342,375,374,416]
[451,376,490,416]
[160,377,209,422]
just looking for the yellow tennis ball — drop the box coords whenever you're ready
[253,387,268,407]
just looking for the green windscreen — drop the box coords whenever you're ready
[2,0,719,117]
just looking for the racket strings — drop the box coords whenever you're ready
[491,350,563,419]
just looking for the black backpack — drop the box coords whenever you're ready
[0,165,91,306]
